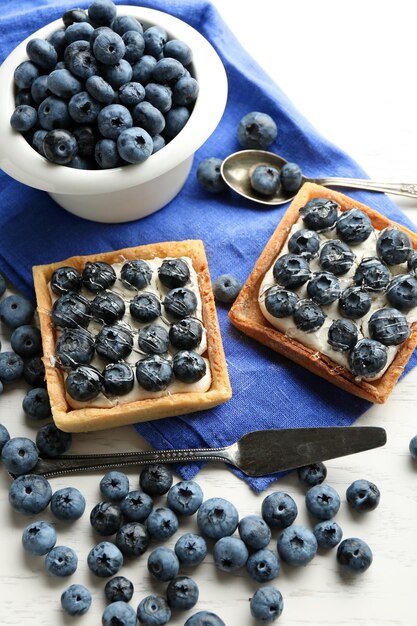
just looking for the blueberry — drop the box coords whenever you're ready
[346,479,380,513]
[91,291,125,324]
[68,91,100,124]
[237,111,277,149]
[45,545,78,577]
[147,507,179,541]
[339,286,372,319]
[250,165,281,196]
[112,15,143,36]
[101,59,133,89]
[83,261,116,292]
[9,474,52,515]
[164,287,197,318]
[368,307,409,346]
[47,69,83,99]
[173,350,206,383]
[410,435,417,461]
[10,105,37,131]
[288,229,320,258]
[319,239,355,275]
[197,497,239,539]
[313,520,343,549]
[22,520,57,555]
[184,612,225,626]
[273,254,310,289]
[121,490,153,522]
[10,325,41,358]
[169,317,203,350]
[246,548,280,582]
[56,328,95,366]
[327,319,358,352]
[102,601,137,626]
[14,61,40,89]
[277,524,318,566]
[95,324,133,361]
[0,351,24,383]
[48,28,67,55]
[88,0,117,25]
[174,533,207,566]
[144,83,172,114]
[158,258,190,288]
[38,95,71,130]
[300,197,339,230]
[238,515,272,550]
[213,536,248,573]
[95,138,120,168]
[172,76,199,105]
[62,8,89,27]
[1,437,38,476]
[280,162,303,193]
[296,462,327,486]
[87,540,124,577]
[65,21,94,44]
[377,227,412,266]
[97,103,133,140]
[305,484,341,520]
[132,55,157,86]
[261,491,298,529]
[140,464,173,495]
[250,586,284,623]
[130,293,161,323]
[306,272,341,305]
[119,81,146,107]
[143,25,168,57]
[86,74,115,104]
[166,575,199,611]
[293,299,326,332]
[148,547,180,581]
[116,521,150,557]
[153,57,185,85]
[26,37,58,70]
[167,480,203,516]
[407,250,417,273]
[117,126,153,163]
[66,47,99,80]
[15,88,35,106]
[353,257,390,291]
[103,362,134,395]
[36,423,72,458]
[61,584,92,616]
[122,31,145,64]
[386,274,417,311]
[164,40,193,66]
[43,128,78,164]
[0,294,34,328]
[121,259,152,289]
[263,286,298,318]
[93,30,125,65]
[336,209,373,243]
[136,355,173,391]
[30,75,50,104]
[23,356,46,387]
[196,157,227,193]
[50,266,82,295]
[349,339,388,378]
[165,106,190,138]
[50,486,86,521]
[65,365,103,402]
[100,471,130,501]
[0,424,10,454]
[213,274,242,303]
[105,575,134,603]
[90,501,123,536]
[337,537,372,574]
[137,594,171,626]
[33,129,48,155]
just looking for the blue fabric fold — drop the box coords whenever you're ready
[1,0,416,491]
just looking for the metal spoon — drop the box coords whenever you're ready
[221,149,417,206]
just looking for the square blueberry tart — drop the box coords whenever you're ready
[229,183,417,403]
[33,240,231,432]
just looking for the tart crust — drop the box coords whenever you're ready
[33,239,232,432]
[229,183,417,404]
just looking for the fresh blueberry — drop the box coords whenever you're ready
[346,479,380,513]
[9,474,52,515]
[45,545,78,577]
[409,435,417,461]
[300,197,339,230]
[0,351,24,383]
[353,257,390,291]
[158,258,190,288]
[93,30,125,64]
[337,537,372,574]
[280,162,303,193]
[95,138,120,168]
[30,75,50,104]
[184,612,225,626]
[87,540,124,577]
[26,37,58,70]
[250,165,280,196]
[43,128,78,164]
[250,586,284,623]
[313,520,343,549]
[196,157,227,193]
[386,274,417,311]
[147,507,179,541]
[0,424,10,454]
[277,524,318,566]
[62,8,89,27]
[65,365,103,402]
[273,254,310,289]
[50,486,86,521]
[263,286,298,318]
[140,464,173,495]
[51,266,82,295]
[246,548,280,582]
[1,437,38,476]
[100,471,130,502]
[137,594,171,626]
[15,88,35,107]
[95,324,133,361]
[119,81,146,107]
[305,484,341,520]
[293,300,326,332]
[164,40,193,65]
[261,491,298,529]
[152,57,184,85]
[339,286,372,319]
[164,106,190,138]
[102,601,137,626]
[121,490,153,522]
[213,274,242,303]
[297,462,327,487]
[167,480,203,516]
[327,319,358,352]
[90,501,123,536]
[307,272,341,305]
[377,227,412,266]
[47,27,67,54]
[47,69,83,99]
[335,209,373,243]
[319,240,355,275]
[22,520,57,555]
[237,111,277,149]
[368,307,409,345]
[86,74,115,104]
[148,547,180,581]
[97,103,133,140]
[238,515,271,550]
[91,291,125,324]
[197,497,239,539]
[105,575,134,603]
[143,25,168,57]
[10,325,41,358]
[68,91,100,124]
[173,350,206,383]
[37,95,71,130]
[36,423,72,458]
[132,102,165,139]
[172,76,199,105]
[83,261,116,292]
[288,229,320,258]
[136,355,173,391]
[101,59,133,89]
[56,328,95,366]
[349,339,388,378]
[66,46,99,79]
[121,259,152,290]
[407,250,417,273]
[88,0,117,25]
[130,293,161,323]
[213,536,248,573]
[112,15,143,36]
[0,294,34,328]
[64,39,91,65]
[23,356,45,387]
[132,55,157,86]
[164,287,197,318]
[116,521,150,557]
[174,533,207,566]
[169,317,203,350]
[117,126,153,163]
[61,584,92,616]
[166,575,199,611]
[122,31,145,63]
[52,292,92,329]
[14,61,40,89]
[65,21,94,44]
[103,362,134,395]
[10,105,37,131]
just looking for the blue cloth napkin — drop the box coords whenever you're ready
[1,0,416,491]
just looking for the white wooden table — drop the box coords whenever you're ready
[1,1,417,624]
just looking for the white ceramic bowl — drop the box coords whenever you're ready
[0,6,227,223]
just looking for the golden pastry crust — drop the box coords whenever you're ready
[229,183,417,404]
[33,239,232,432]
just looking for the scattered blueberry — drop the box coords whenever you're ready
[148,546,180,581]
[250,165,281,196]
[246,548,280,582]
[45,545,78,577]
[213,274,242,304]
[140,464,173,496]
[353,257,390,291]
[184,612,225,626]
[288,229,320,258]
[65,365,103,402]
[264,286,298,318]
[0,423,11,453]
[87,540,124,577]
[300,198,339,230]
[121,490,153,523]
[237,111,277,149]
[335,209,373,243]
[273,254,310,289]
[297,462,327,487]
[313,520,343,549]
[238,515,271,550]
[196,157,227,193]
[174,533,207,566]
[409,434,417,461]
[336,537,373,574]
[305,484,341,520]
[137,594,171,626]
[346,479,380,513]
[319,240,355,275]
[61,584,92,616]
[22,356,45,387]
[100,471,130,501]
[102,601,137,626]
[22,520,57,555]
[261,491,298,529]
[197,497,239,539]
[1,436,39,476]
[250,586,284,623]
[36,423,72,457]
[327,319,358,352]
[90,501,123,536]
[105,575,134,603]
[166,575,199,611]
[386,274,417,311]
[377,227,412,266]
[50,486,86,521]
[213,536,248,573]
[277,524,318,566]
[0,294,34,329]
[349,339,388,378]
[9,474,52,515]
[0,351,24,383]
[293,300,326,332]
[307,272,341,305]
[146,507,179,541]
[116,521,150,557]
[136,355,174,391]
[338,286,372,319]
[368,307,409,346]
[167,480,203,516]
[280,162,303,193]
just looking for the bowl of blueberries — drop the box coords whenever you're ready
[0,0,227,223]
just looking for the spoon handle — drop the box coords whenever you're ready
[312,177,417,199]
